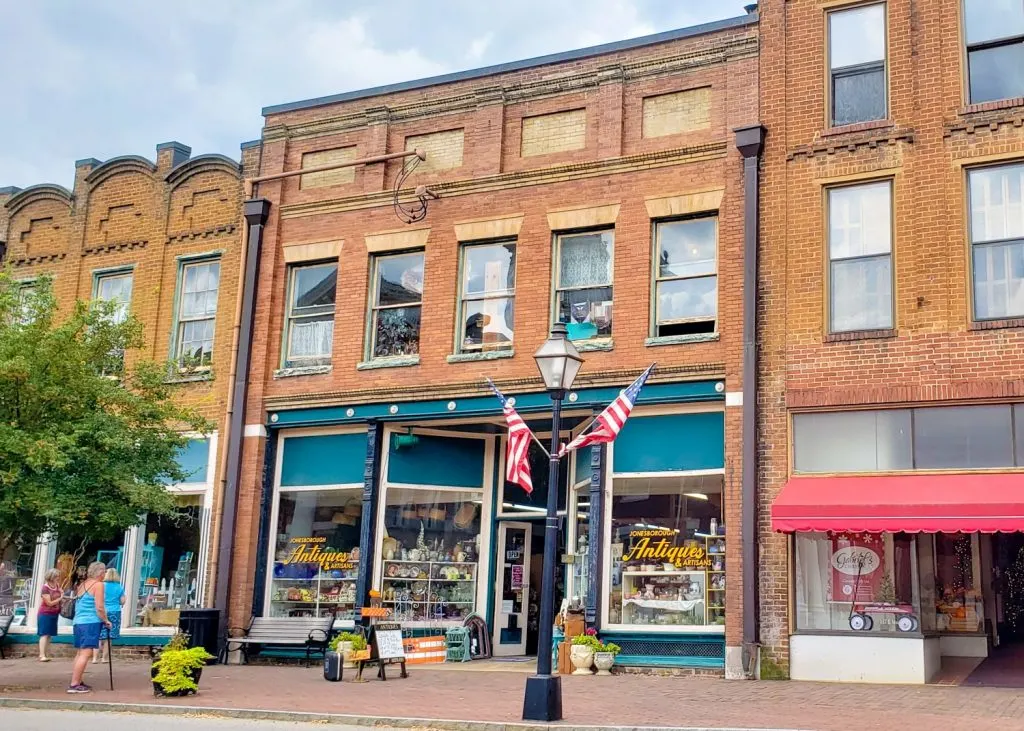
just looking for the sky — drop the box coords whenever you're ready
[0,1,752,190]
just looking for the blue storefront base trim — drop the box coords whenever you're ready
[597,631,725,669]
[268,380,722,428]
[8,633,170,647]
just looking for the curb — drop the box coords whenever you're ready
[0,697,808,731]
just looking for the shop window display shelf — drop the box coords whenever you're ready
[381,560,477,627]
[270,574,358,620]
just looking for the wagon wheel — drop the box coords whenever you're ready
[863,614,874,631]
[897,615,916,632]
[849,613,869,631]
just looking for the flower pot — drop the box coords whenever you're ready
[593,652,615,676]
[151,663,202,697]
[570,645,594,675]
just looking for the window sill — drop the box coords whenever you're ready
[575,338,614,353]
[447,349,514,364]
[824,328,896,343]
[165,371,213,384]
[821,119,894,138]
[970,318,1024,332]
[961,97,1024,116]
[273,364,333,379]
[644,333,719,347]
[357,355,421,370]
[791,629,923,639]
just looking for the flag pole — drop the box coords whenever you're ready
[528,429,552,460]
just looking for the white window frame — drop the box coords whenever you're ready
[367,250,424,360]
[651,216,719,337]
[827,2,888,127]
[456,240,517,354]
[552,228,614,342]
[284,261,338,368]
[967,162,1024,322]
[173,257,221,370]
[963,0,1024,105]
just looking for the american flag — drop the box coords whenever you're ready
[486,378,534,494]
[559,364,655,456]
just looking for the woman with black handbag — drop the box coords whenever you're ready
[62,562,111,693]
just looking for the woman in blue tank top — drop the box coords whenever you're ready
[69,561,111,693]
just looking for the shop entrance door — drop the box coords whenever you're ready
[493,521,532,656]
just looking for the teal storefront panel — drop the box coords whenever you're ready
[387,434,486,488]
[613,412,724,473]
[574,445,593,484]
[280,432,367,486]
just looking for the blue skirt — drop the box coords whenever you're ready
[37,613,58,637]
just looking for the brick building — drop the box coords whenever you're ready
[759,0,1024,683]
[227,13,763,674]
[0,141,255,646]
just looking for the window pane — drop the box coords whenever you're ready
[373,306,421,357]
[558,231,613,288]
[913,405,1014,469]
[934,533,984,633]
[964,0,1024,45]
[181,262,220,319]
[969,164,1024,244]
[134,495,205,626]
[376,253,423,307]
[832,67,886,126]
[968,43,1024,104]
[462,297,514,350]
[556,286,612,339]
[829,182,892,259]
[657,276,717,323]
[973,241,1024,319]
[179,319,215,366]
[292,264,338,310]
[608,475,725,628]
[0,538,37,627]
[830,256,892,331]
[829,4,886,68]
[270,489,362,621]
[288,316,334,361]
[463,243,515,296]
[97,273,133,324]
[658,218,717,278]
[793,410,912,472]
[53,532,127,631]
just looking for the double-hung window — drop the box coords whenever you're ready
[368,251,424,359]
[828,3,887,127]
[15,282,37,325]
[827,181,893,333]
[284,262,337,368]
[652,217,717,337]
[964,0,1024,104]
[457,241,516,352]
[175,259,220,369]
[968,163,1024,321]
[95,270,133,373]
[553,229,613,341]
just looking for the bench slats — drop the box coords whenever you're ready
[239,616,333,645]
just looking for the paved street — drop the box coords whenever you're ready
[0,709,399,731]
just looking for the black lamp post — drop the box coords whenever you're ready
[523,322,584,722]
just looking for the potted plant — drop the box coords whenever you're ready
[592,641,621,676]
[151,632,214,697]
[329,631,368,668]
[570,629,601,675]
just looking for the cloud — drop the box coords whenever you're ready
[467,33,494,63]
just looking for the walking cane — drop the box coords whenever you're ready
[107,637,114,691]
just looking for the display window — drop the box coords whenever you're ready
[134,495,206,627]
[606,474,726,629]
[51,532,130,628]
[377,485,483,628]
[269,488,362,621]
[0,538,39,626]
[934,532,984,633]
[795,531,921,633]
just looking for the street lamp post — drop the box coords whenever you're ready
[523,322,584,722]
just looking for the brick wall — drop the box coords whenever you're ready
[757,0,1024,671]
[230,18,760,655]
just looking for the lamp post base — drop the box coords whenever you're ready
[522,674,563,722]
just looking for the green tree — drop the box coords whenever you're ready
[0,273,210,562]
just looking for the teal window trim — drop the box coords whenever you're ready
[551,226,615,342]
[282,260,338,369]
[365,248,425,362]
[455,238,517,355]
[650,213,719,338]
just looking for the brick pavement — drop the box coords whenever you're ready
[3,658,1024,730]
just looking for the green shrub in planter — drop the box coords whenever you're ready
[151,632,214,697]
[329,632,367,652]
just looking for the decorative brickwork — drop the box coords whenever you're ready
[300,146,357,188]
[642,87,712,138]
[405,129,464,172]
[520,109,587,157]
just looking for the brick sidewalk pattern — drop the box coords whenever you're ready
[4,659,1024,730]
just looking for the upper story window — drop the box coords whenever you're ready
[968,163,1024,320]
[96,270,133,324]
[652,217,717,337]
[368,251,424,359]
[828,3,887,126]
[554,229,613,341]
[827,181,893,333]
[457,241,516,353]
[15,282,37,325]
[964,0,1024,104]
[284,261,337,368]
[174,259,220,369]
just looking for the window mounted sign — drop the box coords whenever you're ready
[280,537,358,571]
[622,529,712,569]
[511,565,524,590]
[830,532,883,602]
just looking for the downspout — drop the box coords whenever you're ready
[735,124,766,678]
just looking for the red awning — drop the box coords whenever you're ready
[771,473,1024,534]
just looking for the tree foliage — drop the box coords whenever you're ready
[0,273,211,558]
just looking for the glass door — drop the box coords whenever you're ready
[493,521,532,656]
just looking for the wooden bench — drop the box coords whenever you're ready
[0,614,13,659]
[224,616,334,667]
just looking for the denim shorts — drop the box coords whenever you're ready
[37,613,59,637]
[72,622,102,649]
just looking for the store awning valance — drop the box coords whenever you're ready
[771,473,1024,534]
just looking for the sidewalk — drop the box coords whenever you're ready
[4,657,1024,731]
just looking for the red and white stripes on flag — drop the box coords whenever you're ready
[486,378,534,494]
[559,364,655,456]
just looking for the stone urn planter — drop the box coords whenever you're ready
[570,644,594,675]
[593,651,615,676]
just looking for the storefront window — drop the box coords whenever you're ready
[934,533,984,633]
[607,474,726,628]
[52,532,128,628]
[379,486,482,627]
[1,539,38,626]
[135,495,205,627]
[270,488,361,621]
[795,531,920,633]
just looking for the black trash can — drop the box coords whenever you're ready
[178,608,221,664]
